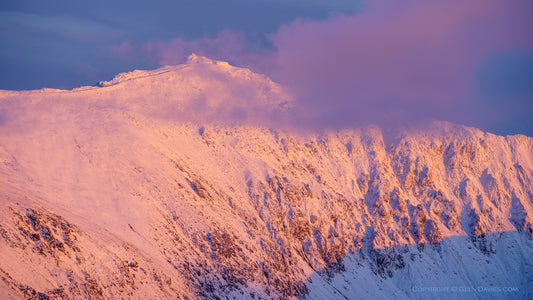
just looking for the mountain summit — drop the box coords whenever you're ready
[0,57,532,299]
[1,54,292,127]
[96,54,238,87]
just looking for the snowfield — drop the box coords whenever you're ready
[0,55,531,299]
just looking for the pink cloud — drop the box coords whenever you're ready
[268,0,533,129]
[111,41,135,59]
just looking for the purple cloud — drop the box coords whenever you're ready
[268,0,533,130]
[111,0,533,134]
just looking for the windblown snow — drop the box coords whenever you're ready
[0,55,531,299]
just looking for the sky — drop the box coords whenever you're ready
[1,0,532,136]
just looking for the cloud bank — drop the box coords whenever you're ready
[115,0,532,135]
[267,0,533,131]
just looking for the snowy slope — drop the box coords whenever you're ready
[0,55,532,299]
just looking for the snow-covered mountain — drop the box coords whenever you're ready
[0,55,531,299]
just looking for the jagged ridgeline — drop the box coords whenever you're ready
[0,55,532,299]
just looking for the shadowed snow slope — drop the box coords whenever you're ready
[0,56,532,299]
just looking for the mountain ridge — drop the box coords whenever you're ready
[0,57,531,299]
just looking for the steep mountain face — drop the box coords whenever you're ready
[0,56,532,299]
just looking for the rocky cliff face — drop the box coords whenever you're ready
[0,56,531,299]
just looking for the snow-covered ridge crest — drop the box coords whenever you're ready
[0,54,293,126]
[97,53,232,87]
[92,53,292,125]
[96,65,181,87]
[186,52,231,66]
